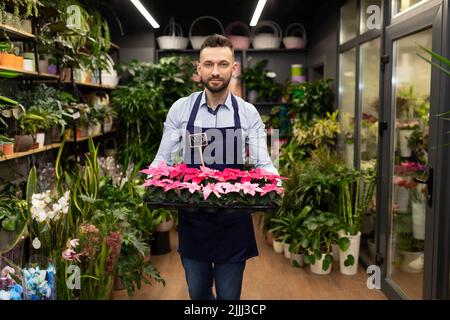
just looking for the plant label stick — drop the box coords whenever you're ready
[189,133,208,167]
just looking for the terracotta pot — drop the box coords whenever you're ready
[14,135,33,152]
[2,141,14,155]
[0,53,21,69]
[76,128,82,140]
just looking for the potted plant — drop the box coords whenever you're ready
[302,210,344,275]
[336,166,376,275]
[269,206,312,260]
[397,119,421,158]
[0,197,26,253]
[397,233,424,273]
[153,209,175,232]
[239,58,283,103]
[285,79,334,124]
[17,111,46,149]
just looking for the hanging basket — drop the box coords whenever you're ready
[283,23,307,49]
[189,16,225,49]
[225,21,251,49]
[157,17,189,50]
[251,20,282,49]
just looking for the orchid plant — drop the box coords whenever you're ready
[141,162,284,208]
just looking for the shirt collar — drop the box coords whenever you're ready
[200,90,232,111]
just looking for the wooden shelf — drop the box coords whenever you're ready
[0,65,38,77]
[64,131,115,143]
[0,23,35,40]
[0,66,63,80]
[63,81,117,90]
[0,143,62,163]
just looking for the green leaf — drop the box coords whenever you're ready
[338,237,351,251]
[2,218,16,232]
[291,260,301,268]
[344,254,355,267]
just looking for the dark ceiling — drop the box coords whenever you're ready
[102,0,332,38]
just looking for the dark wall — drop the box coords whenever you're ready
[307,0,340,105]
[113,31,156,63]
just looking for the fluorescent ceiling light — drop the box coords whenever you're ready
[130,0,160,28]
[250,0,268,26]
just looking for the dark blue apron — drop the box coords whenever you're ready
[178,92,258,263]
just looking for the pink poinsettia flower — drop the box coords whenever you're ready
[140,161,172,177]
[179,182,202,194]
[143,178,169,188]
[240,182,263,196]
[199,166,221,180]
[182,167,203,183]
[216,182,241,194]
[259,183,284,196]
[202,183,224,200]
[163,180,183,192]
[217,168,244,182]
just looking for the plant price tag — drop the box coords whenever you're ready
[72,112,81,120]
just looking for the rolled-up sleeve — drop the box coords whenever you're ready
[245,104,279,176]
[150,99,185,167]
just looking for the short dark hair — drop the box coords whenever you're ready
[200,34,234,54]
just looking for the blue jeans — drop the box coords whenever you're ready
[181,257,246,300]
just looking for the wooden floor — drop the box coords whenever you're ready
[113,216,386,300]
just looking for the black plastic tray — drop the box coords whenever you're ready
[144,200,279,214]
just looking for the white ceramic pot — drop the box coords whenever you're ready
[272,239,284,254]
[338,230,361,276]
[290,253,304,267]
[309,253,332,275]
[103,116,113,133]
[397,186,410,213]
[38,59,49,74]
[399,250,424,273]
[35,132,46,148]
[412,201,426,240]
[399,129,414,158]
[155,219,174,232]
[283,242,292,259]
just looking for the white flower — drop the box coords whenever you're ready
[266,72,277,79]
[31,207,47,223]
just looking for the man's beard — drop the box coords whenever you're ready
[201,76,232,93]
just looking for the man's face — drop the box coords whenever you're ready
[198,46,236,93]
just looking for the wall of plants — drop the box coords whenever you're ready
[0,0,178,300]
[263,78,376,275]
